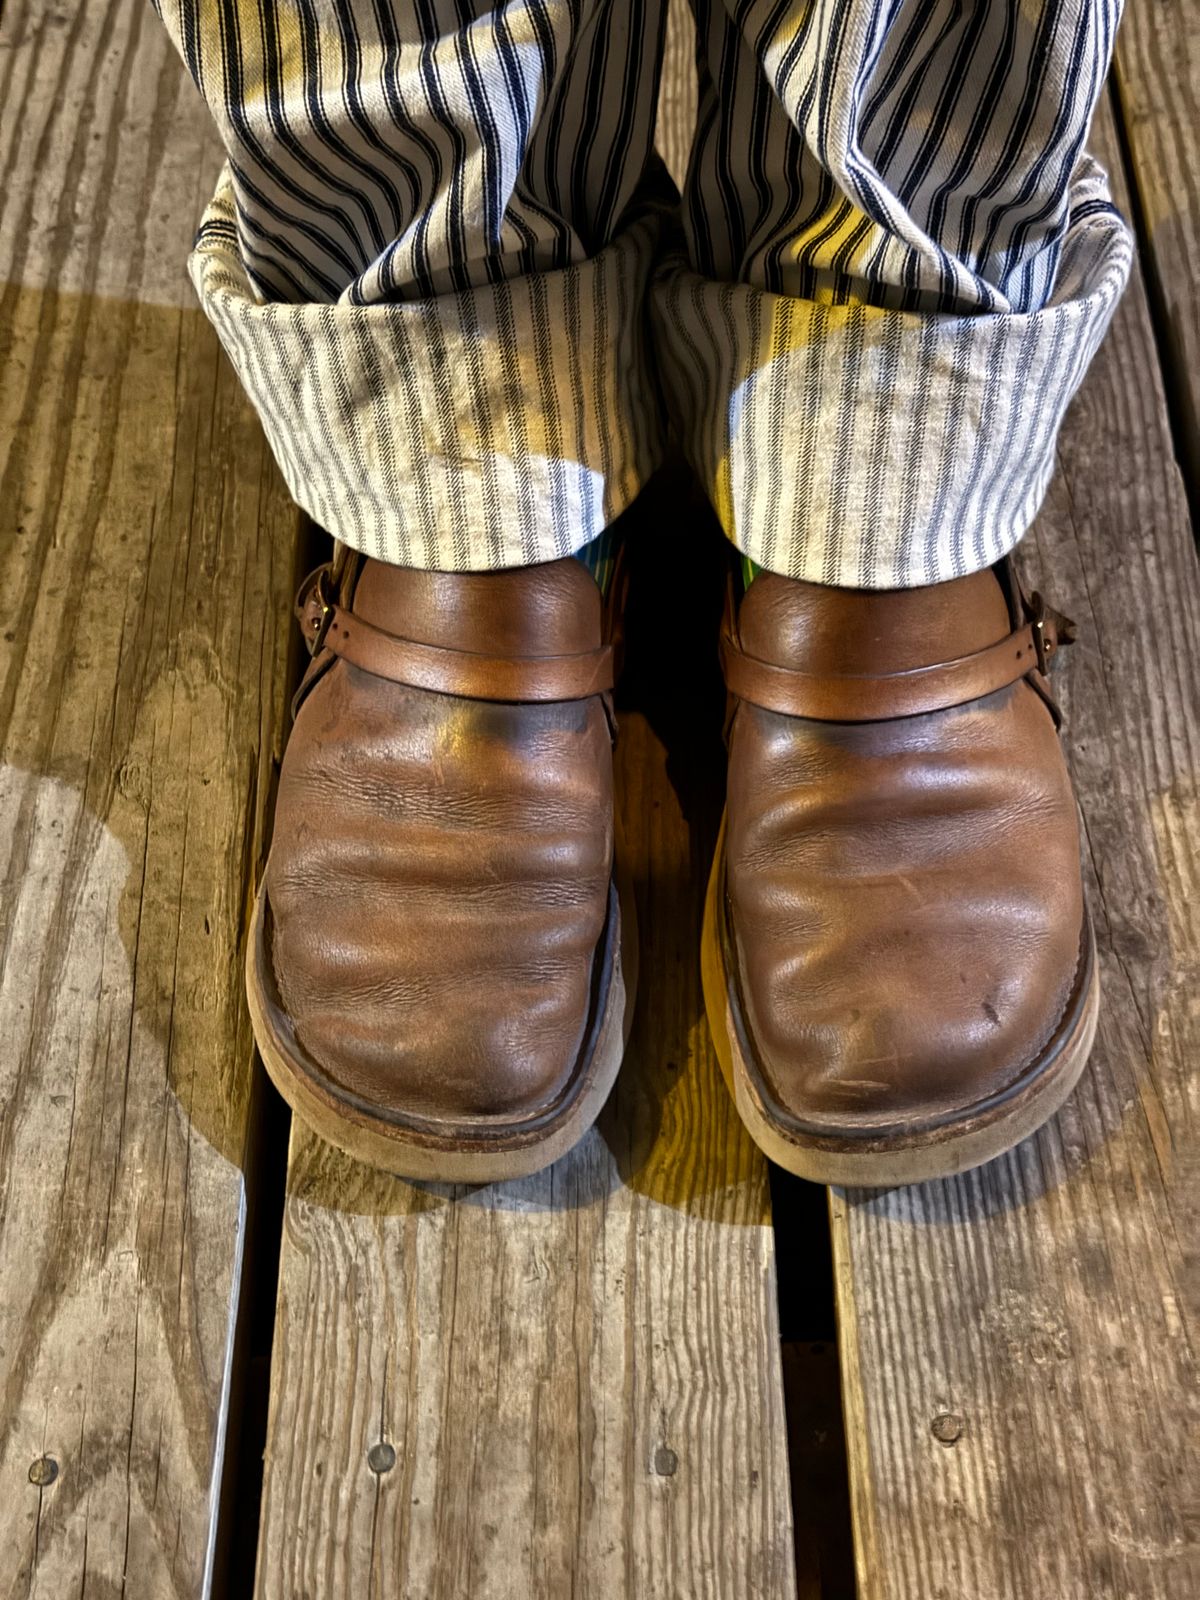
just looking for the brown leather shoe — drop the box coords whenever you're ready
[247,549,636,1181]
[702,559,1098,1186]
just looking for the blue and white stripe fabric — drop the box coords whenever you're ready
[154,0,1131,588]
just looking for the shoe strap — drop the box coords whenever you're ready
[292,562,614,709]
[720,579,1075,723]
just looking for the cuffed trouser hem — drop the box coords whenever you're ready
[189,167,668,570]
[651,158,1133,590]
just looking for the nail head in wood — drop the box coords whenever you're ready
[930,1413,964,1445]
[28,1456,59,1487]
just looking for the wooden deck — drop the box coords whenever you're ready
[1,2,1196,1595]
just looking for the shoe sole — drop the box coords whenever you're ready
[701,814,1100,1187]
[246,849,638,1184]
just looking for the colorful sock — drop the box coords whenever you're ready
[574,526,618,594]
[740,553,762,592]
[577,532,760,596]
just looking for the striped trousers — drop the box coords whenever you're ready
[155,0,1131,589]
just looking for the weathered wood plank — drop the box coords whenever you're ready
[253,499,797,1599]
[1113,5,1200,494]
[0,1,297,1590]
[832,103,1200,1600]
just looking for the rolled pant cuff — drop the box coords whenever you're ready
[189,167,668,570]
[652,189,1133,589]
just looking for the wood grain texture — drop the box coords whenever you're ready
[1113,3,1200,491]
[0,1,297,1591]
[832,103,1200,1600]
[253,507,798,1599]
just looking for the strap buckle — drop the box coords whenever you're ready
[308,567,336,656]
[1029,590,1050,674]
[1026,590,1077,675]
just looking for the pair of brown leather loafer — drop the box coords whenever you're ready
[247,544,1097,1186]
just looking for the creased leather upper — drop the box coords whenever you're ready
[725,567,1085,1133]
[266,557,613,1122]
